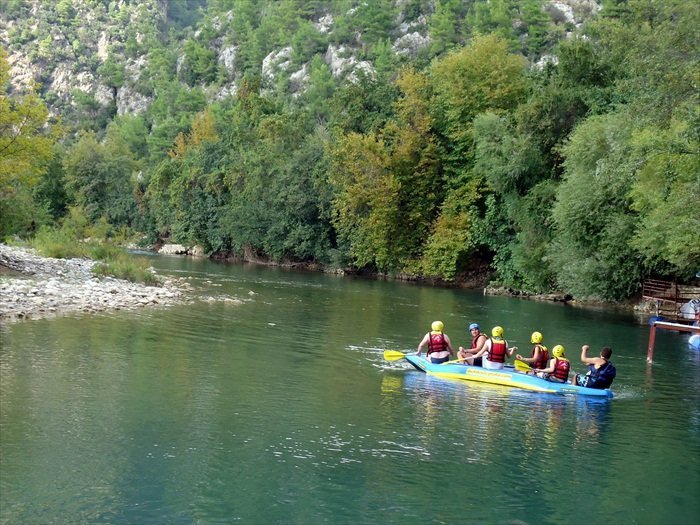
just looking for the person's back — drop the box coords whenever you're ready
[535,345,549,369]
[483,326,516,370]
[534,344,570,383]
[573,346,616,389]
[515,331,548,369]
[587,348,616,388]
[416,321,454,364]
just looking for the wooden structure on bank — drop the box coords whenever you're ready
[647,321,700,364]
[642,279,700,323]
[643,278,700,364]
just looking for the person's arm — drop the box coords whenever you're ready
[536,358,556,374]
[580,344,602,366]
[444,334,455,356]
[461,335,484,357]
[518,346,538,363]
[416,333,429,355]
[474,335,487,353]
[505,339,518,358]
[457,342,475,362]
[471,338,490,359]
[457,346,470,356]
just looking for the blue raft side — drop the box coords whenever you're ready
[404,355,613,398]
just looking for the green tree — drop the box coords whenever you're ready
[63,131,139,226]
[550,113,642,300]
[430,34,528,178]
[467,0,518,48]
[428,0,466,56]
[330,132,398,270]
[0,48,61,237]
[330,68,443,273]
[300,56,337,122]
[628,113,700,276]
[420,181,481,279]
[518,0,557,57]
[418,35,529,280]
[472,112,555,290]
[97,56,126,90]
[291,20,328,64]
[220,105,331,260]
[33,148,69,222]
[547,0,700,298]
[180,40,219,85]
[329,73,398,135]
[354,0,396,46]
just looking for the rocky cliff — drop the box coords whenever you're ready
[1,0,601,121]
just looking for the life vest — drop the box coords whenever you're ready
[586,360,616,388]
[488,338,507,363]
[552,358,570,381]
[471,333,485,349]
[532,345,549,369]
[427,332,447,355]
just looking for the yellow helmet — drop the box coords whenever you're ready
[491,326,504,338]
[431,321,444,332]
[531,331,543,344]
[552,345,566,358]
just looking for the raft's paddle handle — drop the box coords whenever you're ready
[514,359,532,372]
[383,349,408,361]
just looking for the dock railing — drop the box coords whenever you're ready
[647,321,700,363]
[642,279,700,323]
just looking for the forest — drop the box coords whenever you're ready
[1,0,698,301]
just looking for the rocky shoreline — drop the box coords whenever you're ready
[0,244,189,323]
[1,243,655,325]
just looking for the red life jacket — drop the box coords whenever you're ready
[553,358,570,381]
[471,334,485,349]
[428,333,446,355]
[532,345,549,369]
[488,339,507,363]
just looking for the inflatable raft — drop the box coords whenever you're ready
[402,354,613,398]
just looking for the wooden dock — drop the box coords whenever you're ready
[642,279,700,323]
[647,321,700,363]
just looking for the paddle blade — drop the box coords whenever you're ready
[514,360,532,372]
[383,350,407,362]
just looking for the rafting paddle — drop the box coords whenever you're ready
[514,359,532,372]
[383,349,408,361]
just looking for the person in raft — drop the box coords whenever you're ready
[461,326,517,370]
[533,344,570,383]
[571,345,616,389]
[515,331,549,371]
[416,321,455,364]
[457,322,488,366]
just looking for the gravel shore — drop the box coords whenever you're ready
[0,244,188,322]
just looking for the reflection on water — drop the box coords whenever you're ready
[1,255,699,525]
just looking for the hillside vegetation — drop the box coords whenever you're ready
[1,0,698,301]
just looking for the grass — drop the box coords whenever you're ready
[92,257,161,285]
[27,214,161,286]
[31,227,89,259]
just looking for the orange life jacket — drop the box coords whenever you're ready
[532,345,549,369]
[488,339,507,363]
[428,333,446,355]
[553,358,570,381]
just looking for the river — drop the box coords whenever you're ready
[1,254,698,525]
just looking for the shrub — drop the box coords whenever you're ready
[92,256,161,285]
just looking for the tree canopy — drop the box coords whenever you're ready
[2,0,698,301]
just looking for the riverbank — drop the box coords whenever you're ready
[0,244,189,323]
[6,238,650,326]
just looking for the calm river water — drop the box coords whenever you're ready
[1,254,699,525]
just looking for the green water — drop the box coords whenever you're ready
[1,255,699,525]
